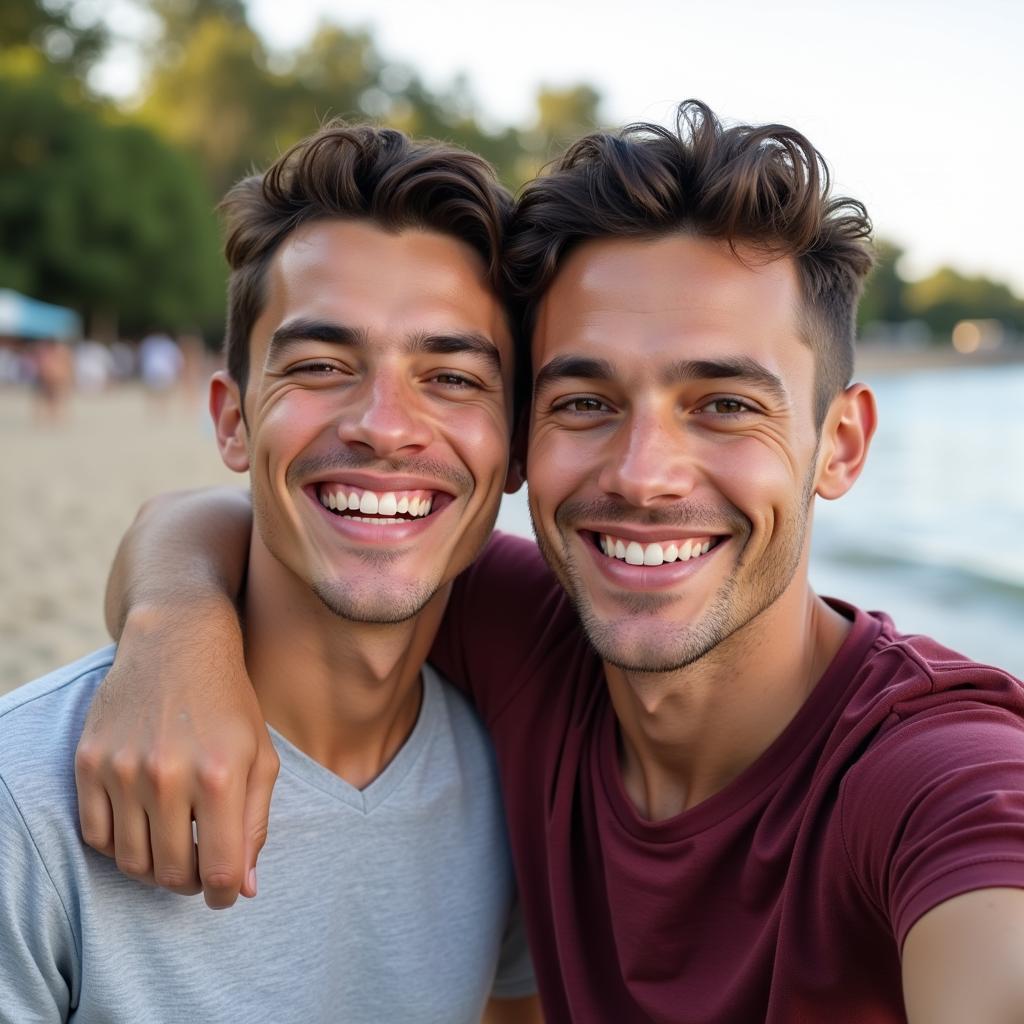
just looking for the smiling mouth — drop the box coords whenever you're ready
[316,483,445,524]
[590,531,725,567]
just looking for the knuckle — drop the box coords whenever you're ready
[142,754,183,794]
[153,867,193,891]
[115,855,152,879]
[248,821,269,850]
[201,866,242,892]
[109,750,142,787]
[196,760,233,795]
[74,741,103,778]
[81,829,114,856]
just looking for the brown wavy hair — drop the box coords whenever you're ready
[220,121,513,400]
[505,100,874,425]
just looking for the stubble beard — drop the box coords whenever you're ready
[531,472,816,674]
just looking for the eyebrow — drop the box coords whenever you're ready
[533,352,789,404]
[267,319,502,375]
[533,355,616,398]
[662,357,789,404]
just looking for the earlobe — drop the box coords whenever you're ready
[815,384,877,500]
[209,371,250,473]
[503,405,530,495]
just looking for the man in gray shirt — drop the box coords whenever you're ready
[0,122,537,1022]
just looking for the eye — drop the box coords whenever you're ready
[553,396,612,415]
[430,372,478,389]
[286,360,344,376]
[698,397,755,416]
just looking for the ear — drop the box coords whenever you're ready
[503,403,529,495]
[815,383,877,500]
[209,370,250,473]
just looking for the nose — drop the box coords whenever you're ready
[597,405,697,507]
[336,370,432,458]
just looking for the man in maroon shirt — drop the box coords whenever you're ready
[76,102,1024,1021]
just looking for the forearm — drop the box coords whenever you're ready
[105,487,253,639]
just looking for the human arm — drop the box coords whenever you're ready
[482,995,543,1023]
[74,486,277,909]
[902,887,1024,1023]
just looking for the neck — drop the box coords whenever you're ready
[606,569,851,822]
[243,537,447,789]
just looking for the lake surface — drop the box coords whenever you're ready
[494,362,1024,676]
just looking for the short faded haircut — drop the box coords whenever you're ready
[504,100,874,426]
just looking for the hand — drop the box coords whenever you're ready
[75,602,279,909]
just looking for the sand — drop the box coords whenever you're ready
[1,384,237,694]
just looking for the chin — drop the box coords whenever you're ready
[310,576,438,625]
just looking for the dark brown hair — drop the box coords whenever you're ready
[504,100,874,425]
[221,121,513,398]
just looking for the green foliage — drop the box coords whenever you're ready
[0,54,223,336]
[1,0,107,76]
[905,267,1024,335]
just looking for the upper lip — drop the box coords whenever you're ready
[305,472,457,496]
[578,524,729,543]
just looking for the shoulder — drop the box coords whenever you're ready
[0,646,115,825]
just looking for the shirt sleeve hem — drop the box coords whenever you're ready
[896,857,1024,949]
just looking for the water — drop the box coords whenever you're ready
[494,363,1024,677]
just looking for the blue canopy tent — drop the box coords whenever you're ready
[0,289,81,341]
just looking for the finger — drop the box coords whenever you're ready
[74,746,115,857]
[194,766,248,910]
[147,798,202,896]
[239,741,279,898]
[109,784,155,884]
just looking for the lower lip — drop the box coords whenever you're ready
[306,487,445,544]
[582,533,726,591]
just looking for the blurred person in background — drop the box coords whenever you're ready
[138,328,184,408]
[65,103,1024,1021]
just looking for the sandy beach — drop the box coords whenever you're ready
[1,384,236,694]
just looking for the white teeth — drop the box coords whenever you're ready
[320,487,436,519]
[643,543,663,566]
[599,533,716,566]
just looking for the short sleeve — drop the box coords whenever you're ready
[490,898,537,1000]
[841,705,1024,948]
[0,775,77,1022]
[430,532,572,724]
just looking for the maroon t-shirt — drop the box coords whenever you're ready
[431,533,1024,1023]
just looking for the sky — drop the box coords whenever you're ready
[101,0,1024,292]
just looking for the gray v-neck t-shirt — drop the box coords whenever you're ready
[0,647,534,1022]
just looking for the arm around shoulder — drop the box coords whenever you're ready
[78,484,278,910]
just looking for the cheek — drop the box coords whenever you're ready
[442,403,511,483]
[252,393,334,473]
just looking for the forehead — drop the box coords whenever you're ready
[533,233,806,374]
[256,219,510,357]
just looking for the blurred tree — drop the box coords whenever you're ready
[1,0,108,77]
[858,239,909,329]
[137,15,288,196]
[516,83,603,180]
[905,267,1024,336]
[0,54,224,337]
